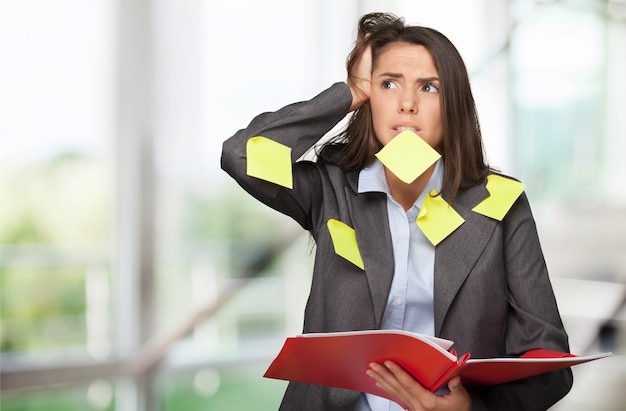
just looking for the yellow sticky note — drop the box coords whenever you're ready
[416,191,465,246]
[472,175,526,221]
[375,130,441,184]
[327,219,364,270]
[246,136,293,189]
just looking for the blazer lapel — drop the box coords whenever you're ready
[345,171,496,333]
[434,182,495,335]
[345,171,395,328]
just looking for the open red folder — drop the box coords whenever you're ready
[263,330,611,401]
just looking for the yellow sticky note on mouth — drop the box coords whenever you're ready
[327,219,364,270]
[472,175,526,221]
[416,191,465,246]
[375,130,441,184]
[246,136,293,189]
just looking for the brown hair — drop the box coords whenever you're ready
[321,12,488,200]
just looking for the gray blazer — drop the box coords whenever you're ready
[221,82,573,411]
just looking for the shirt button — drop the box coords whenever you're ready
[395,297,403,305]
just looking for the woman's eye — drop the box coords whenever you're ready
[422,83,440,93]
[381,80,398,89]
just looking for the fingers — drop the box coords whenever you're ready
[382,361,426,393]
[446,376,471,410]
[367,361,430,410]
[348,44,372,111]
[367,363,471,411]
[448,376,463,391]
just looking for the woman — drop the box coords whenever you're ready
[221,12,573,411]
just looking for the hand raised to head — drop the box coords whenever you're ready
[348,40,372,111]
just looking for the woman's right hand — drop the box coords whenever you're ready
[348,43,372,111]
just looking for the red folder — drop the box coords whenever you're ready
[263,330,611,401]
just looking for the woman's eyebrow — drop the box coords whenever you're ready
[416,76,440,83]
[376,72,440,83]
[376,72,403,78]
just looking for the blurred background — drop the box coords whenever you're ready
[1,0,625,410]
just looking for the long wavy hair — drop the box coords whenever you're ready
[321,12,489,201]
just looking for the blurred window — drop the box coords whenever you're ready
[0,0,115,361]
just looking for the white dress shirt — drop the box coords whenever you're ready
[355,158,443,411]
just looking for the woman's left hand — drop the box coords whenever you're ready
[367,361,471,411]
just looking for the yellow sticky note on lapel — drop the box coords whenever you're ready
[416,191,465,246]
[246,136,293,189]
[472,175,526,221]
[327,219,364,270]
[375,130,441,184]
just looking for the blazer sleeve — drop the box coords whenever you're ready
[220,82,352,229]
[471,193,573,410]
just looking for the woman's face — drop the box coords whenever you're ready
[369,42,443,151]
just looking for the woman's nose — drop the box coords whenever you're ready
[399,91,417,113]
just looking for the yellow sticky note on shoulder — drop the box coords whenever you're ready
[472,175,526,221]
[246,136,293,189]
[327,219,364,270]
[375,130,441,184]
[416,191,465,246]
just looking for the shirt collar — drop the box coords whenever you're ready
[358,158,444,208]
[358,158,389,195]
